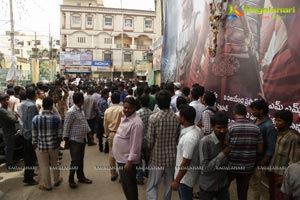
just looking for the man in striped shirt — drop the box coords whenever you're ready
[32,97,63,190]
[63,92,92,188]
[227,104,263,200]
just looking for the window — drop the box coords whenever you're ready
[144,19,153,29]
[103,52,112,61]
[27,41,31,46]
[86,16,93,26]
[124,19,132,28]
[124,53,132,62]
[72,15,81,26]
[105,17,113,26]
[36,40,41,45]
[104,38,112,44]
[14,49,20,54]
[78,37,85,43]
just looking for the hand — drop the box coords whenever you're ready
[171,180,179,190]
[124,161,132,172]
[223,145,232,156]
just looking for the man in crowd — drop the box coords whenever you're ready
[63,92,92,188]
[249,99,276,200]
[20,87,39,185]
[32,97,63,191]
[227,104,263,200]
[83,88,97,146]
[199,112,231,200]
[104,92,123,181]
[146,90,180,200]
[112,97,143,200]
[269,110,299,200]
[200,91,217,135]
[171,105,203,199]
[189,86,205,126]
[0,94,18,169]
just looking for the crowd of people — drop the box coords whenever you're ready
[0,77,300,200]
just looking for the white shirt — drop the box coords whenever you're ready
[174,125,203,188]
[189,100,205,125]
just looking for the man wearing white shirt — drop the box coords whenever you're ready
[189,87,205,126]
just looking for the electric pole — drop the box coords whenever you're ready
[9,0,15,56]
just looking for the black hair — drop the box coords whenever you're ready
[42,97,54,110]
[26,87,36,100]
[139,94,149,107]
[274,110,293,126]
[144,86,150,95]
[111,91,121,104]
[210,112,228,126]
[6,88,15,95]
[73,92,84,105]
[203,91,216,106]
[233,103,247,116]
[19,90,27,100]
[181,86,190,97]
[124,97,137,109]
[176,96,187,110]
[127,88,133,96]
[101,88,110,97]
[155,90,171,110]
[179,105,196,124]
[249,99,269,115]
[190,87,201,100]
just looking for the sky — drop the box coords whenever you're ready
[0,0,155,37]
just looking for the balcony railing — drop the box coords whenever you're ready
[116,43,130,48]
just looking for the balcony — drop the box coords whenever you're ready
[116,43,130,49]
[136,45,150,50]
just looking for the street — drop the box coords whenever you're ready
[0,143,269,200]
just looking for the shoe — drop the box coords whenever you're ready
[39,185,52,191]
[69,182,77,189]
[54,177,63,187]
[137,179,144,185]
[23,180,38,186]
[111,174,118,181]
[78,178,92,184]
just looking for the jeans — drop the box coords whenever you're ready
[178,183,193,200]
[228,172,252,200]
[68,140,86,183]
[199,186,230,200]
[2,129,15,165]
[118,163,139,200]
[146,166,175,200]
[23,138,37,182]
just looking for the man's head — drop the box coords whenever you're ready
[123,97,136,117]
[211,112,229,142]
[233,103,247,117]
[274,110,293,131]
[0,94,9,109]
[73,92,84,107]
[26,87,37,100]
[155,90,171,110]
[101,88,110,99]
[139,94,149,108]
[111,92,121,104]
[179,105,196,126]
[42,97,54,110]
[37,89,45,99]
[250,99,269,117]
[202,91,216,106]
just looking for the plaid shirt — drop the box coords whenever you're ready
[147,109,180,167]
[137,107,152,146]
[97,96,108,119]
[63,105,91,143]
[32,110,61,152]
[269,129,299,175]
[201,106,216,135]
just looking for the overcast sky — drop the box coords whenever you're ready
[0,0,155,37]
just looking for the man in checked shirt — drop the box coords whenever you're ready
[63,92,92,189]
[146,90,180,200]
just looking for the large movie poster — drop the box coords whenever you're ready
[161,0,300,130]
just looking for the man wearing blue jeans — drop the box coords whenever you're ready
[171,105,203,200]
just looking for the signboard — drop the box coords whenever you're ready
[64,66,91,73]
[60,52,92,66]
[92,61,112,67]
[162,0,300,130]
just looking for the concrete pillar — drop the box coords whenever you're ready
[31,59,39,84]
[131,37,136,49]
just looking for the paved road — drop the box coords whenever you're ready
[0,143,269,200]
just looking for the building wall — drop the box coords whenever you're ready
[60,1,156,79]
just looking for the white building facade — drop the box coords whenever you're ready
[60,0,156,80]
